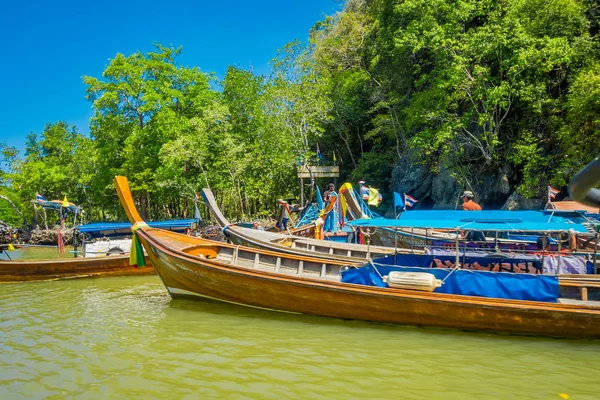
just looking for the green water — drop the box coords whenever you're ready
[1,276,600,399]
[0,245,75,261]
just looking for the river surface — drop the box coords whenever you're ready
[0,245,76,261]
[1,251,600,399]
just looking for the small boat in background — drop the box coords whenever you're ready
[0,254,153,283]
[0,217,198,283]
[116,175,600,339]
[201,188,409,262]
[76,219,197,257]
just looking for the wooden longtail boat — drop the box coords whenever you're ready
[201,188,412,262]
[116,176,600,339]
[0,255,153,283]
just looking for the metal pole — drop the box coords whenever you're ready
[455,230,460,268]
[494,231,499,253]
[594,232,598,274]
[365,228,371,259]
[300,178,304,206]
[73,232,78,258]
[557,236,562,275]
[394,228,398,265]
[541,233,546,275]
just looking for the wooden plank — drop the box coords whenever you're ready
[297,165,340,178]
[275,257,281,273]
[253,253,260,269]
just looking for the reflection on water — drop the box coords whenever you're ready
[0,245,76,261]
[1,276,600,399]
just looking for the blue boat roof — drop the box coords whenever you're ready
[348,210,588,232]
[77,219,197,237]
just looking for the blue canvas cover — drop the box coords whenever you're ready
[341,257,559,302]
[77,219,197,238]
[348,215,588,233]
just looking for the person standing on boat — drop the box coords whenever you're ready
[276,199,291,231]
[324,183,335,203]
[359,180,369,202]
[461,191,482,211]
[323,183,338,232]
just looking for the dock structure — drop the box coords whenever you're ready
[297,165,339,205]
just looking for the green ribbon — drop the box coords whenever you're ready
[130,223,148,267]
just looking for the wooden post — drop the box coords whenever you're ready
[297,165,339,207]
[32,204,39,230]
[42,207,48,230]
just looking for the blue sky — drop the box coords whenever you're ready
[0,0,340,154]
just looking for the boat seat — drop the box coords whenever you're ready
[181,245,219,259]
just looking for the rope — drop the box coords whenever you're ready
[441,264,461,283]
[368,259,385,280]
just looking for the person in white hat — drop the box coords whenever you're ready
[461,191,482,211]
[358,180,369,201]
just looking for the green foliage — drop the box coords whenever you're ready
[3,0,600,219]
[8,122,94,222]
[0,188,26,226]
[308,0,600,197]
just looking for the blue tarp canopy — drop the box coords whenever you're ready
[34,200,83,214]
[348,210,588,233]
[77,219,197,238]
[396,210,580,223]
[341,257,559,302]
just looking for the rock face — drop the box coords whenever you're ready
[29,228,74,245]
[391,158,543,210]
[0,221,16,243]
[501,192,546,211]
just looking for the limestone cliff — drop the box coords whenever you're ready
[390,157,545,210]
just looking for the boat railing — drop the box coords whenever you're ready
[378,237,597,275]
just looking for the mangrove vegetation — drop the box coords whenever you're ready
[1,0,599,224]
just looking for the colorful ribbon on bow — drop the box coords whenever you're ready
[130,222,148,267]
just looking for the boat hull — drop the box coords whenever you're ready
[0,255,154,283]
[138,231,600,339]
